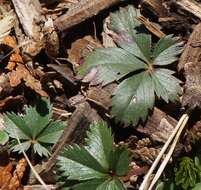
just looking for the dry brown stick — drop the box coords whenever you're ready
[54,0,122,31]
[43,101,102,172]
[137,16,166,38]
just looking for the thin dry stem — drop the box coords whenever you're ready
[15,133,50,190]
[139,113,189,190]
[148,114,189,190]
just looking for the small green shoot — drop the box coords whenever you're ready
[3,98,65,157]
[175,157,199,190]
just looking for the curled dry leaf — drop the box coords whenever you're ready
[0,95,24,111]
[8,158,27,190]
[67,35,102,68]
[0,162,12,189]
[3,36,48,97]
[0,158,27,190]
[8,64,48,97]
[68,35,103,84]
[3,36,23,70]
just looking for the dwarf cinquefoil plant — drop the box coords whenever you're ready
[3,98,65,157]
[79,6,183,125]
[57,122,131,190]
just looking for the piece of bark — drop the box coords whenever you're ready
[54,0,123,31]
[42,101,102,173]
[177,23,201,109]
[141,0,169,17]
[86,83,117,111]
[175,0,201,20]
[12,0,45,56]
[182,61,201,109]
[48,64,77,86]
[141,0,191,32]
[178,23,201,70]
[185,120,201,152]
[0,145,9,167]
[136,107,177,143]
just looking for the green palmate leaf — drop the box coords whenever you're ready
[73,178,108,190]
[58,145,107,180]
[0,130,9,145]
[152,35,184,65]
[37,120,65,144]
[151,69,182,103]
[111,72,155,125]
[4,98,65,157]
[33,143,50,157]
[23,98,52,139]
[85,122,114,169]
[113,147,130,176]
[4,113,30,140]
[79,48,147,85]
[73,178,126,190]
[11,141,31,153]
[110,6,151,62]
[96,178,126,190]
[57,122,129,190]
[78,5,183,125]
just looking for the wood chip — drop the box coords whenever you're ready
[54,0,123,31]
[178,23,201,109]
[137,108,177,143]
[178,23,201,70]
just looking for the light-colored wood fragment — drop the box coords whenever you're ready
[176,0,201,19]
[12,0,59,57]
[12,0,43,39]
[137,16,166,38]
